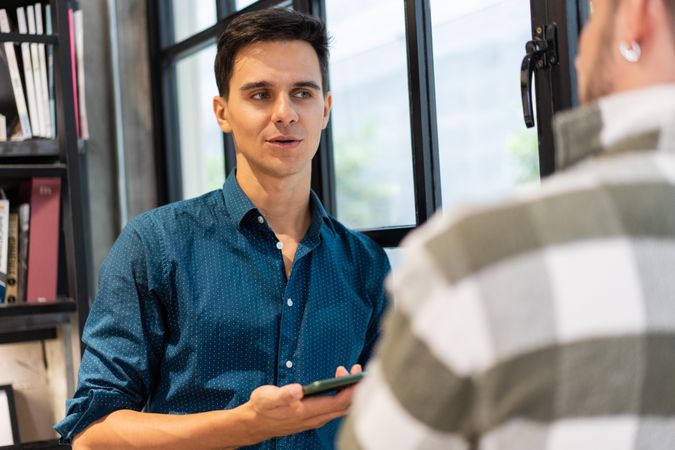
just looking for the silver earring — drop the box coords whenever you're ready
[619,41,641,63]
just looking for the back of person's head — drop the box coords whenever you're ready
[214,8,329,99]
[577,0,675,104]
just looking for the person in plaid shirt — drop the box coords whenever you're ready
[339,0,675,448]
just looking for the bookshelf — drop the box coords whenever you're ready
[0,0,90,448]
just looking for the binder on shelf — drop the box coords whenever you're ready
[0,197,8,303]
[0,9,31,140]
[17,203,29,304]
[23,177,61,303]
[5,212,18,304]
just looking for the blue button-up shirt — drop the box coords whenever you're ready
[55,174,390,449]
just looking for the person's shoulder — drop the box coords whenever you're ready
[127,189,225,234]
[400,165,620,282]
[325,216,389,262]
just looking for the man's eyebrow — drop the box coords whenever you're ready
[293,81,321,91]
[239,80,322,91]
[240,81,273,91]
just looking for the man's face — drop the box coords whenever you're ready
[576,0,619,104]
[214,40,331,180]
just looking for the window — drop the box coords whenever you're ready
[164,0,217,45]
[149,0,583,249]
[326,0,416,230]
[174,45,225,199]
[236,0,258,10]
[430,0,539,209]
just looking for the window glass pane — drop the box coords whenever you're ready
[175,45,225,199]
[384,246,404,271]
[236,0,257,10]
[431,1,539,208]
[327,0,416,230]
[234,1,292,12]
[169,0,217,44]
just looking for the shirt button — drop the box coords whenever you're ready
[276,241,283,250]
[286,360,293,368]
[287,298,293,307]
[257,215,264,224]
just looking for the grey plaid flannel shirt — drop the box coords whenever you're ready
[339,85,675,450]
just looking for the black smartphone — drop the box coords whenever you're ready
[302,372,366,397]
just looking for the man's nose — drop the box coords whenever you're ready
[272,95,299,126]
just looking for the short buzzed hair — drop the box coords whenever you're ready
[214,8,330,99]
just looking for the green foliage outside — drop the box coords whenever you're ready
[506,129,540,185]
[333,121,397,228]
[206,153,225,192]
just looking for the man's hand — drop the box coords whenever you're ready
[241,364,363,440]
[71,365,364,450]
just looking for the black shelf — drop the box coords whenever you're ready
[0,163,66,178]
[0,299,76,344]
[0,299,76,317]
[0,32,57,45]
[0,140,60,158]
[0,328,57,345]
[0,439,68,450]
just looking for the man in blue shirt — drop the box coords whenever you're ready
[55,8,390,450]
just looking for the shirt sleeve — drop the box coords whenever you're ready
[54,215,167,444]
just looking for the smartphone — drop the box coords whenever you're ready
[302,372,366,397]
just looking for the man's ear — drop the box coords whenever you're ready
[213,95,232,133]
[322,91,332,129]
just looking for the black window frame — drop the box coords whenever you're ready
[147,0,587,249]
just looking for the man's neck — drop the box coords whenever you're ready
[235,163,312,240]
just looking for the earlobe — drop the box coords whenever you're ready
[213,96,232,133]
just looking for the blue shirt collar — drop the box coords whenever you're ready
[221,171,336,236]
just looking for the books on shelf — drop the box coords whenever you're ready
[0,3,88,143]
[16,7,41,141]
[0,178,61,305]
[16,203,29,304]
[0,196,8,303]
[43,4,55,138]
[0,114,6,141]
[5,212,18,304]
[27,4,52,139]
[0,9,31,140]
[73,8,88,140]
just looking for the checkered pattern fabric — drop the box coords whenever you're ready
[338,85,675,450]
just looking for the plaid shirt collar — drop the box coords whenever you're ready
[553,83,675,171]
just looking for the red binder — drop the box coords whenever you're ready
[25,177,61,303]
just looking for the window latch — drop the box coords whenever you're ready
[520,24,559,128]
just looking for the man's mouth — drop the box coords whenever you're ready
[267,136,302,148]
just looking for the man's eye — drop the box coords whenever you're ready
[294,90,312,99]
[251,92,270,100]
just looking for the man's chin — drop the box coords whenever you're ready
[259,163,310,180]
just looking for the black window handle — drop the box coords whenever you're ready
[520,24,559,128]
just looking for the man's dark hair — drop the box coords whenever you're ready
[214,8,330,98]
